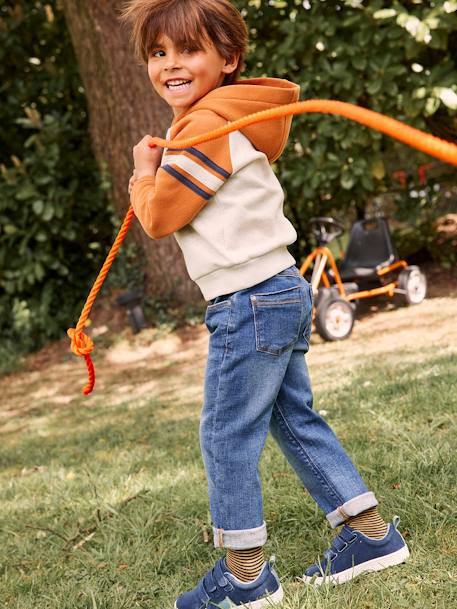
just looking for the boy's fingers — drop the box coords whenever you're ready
[138,134,154,145]
[138,135,157,149]
[133,138,155,155]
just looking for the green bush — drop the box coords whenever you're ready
[0,2,117,370]
[391,172,457,266]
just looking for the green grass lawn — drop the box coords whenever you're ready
[1,345,456,608]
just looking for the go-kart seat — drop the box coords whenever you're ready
[338,218,399,282]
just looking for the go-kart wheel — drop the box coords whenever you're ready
[398,266,427,305]
[315,296,355,341]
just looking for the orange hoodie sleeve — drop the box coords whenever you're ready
[130,109,232,240]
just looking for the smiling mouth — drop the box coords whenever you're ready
[166,80,192,91]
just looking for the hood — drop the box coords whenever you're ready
[171,78,300,163]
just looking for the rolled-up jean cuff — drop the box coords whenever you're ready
[213,521,267,549]
[326,492,378,529]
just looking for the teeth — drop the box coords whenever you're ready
[167,79,191,86]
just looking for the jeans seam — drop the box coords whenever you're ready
[273,398,345,505]
[207,300,231,310]
[251,284,302,298]
[301,282,313,348]
[211,301,233,528]
[253,299,301,306]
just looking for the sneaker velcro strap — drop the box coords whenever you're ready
[198,580,212,602]
[333,537,347,552]
[214,560,229,588]
[202,571,217,594]
[328,528,358,555]
[340,527,358,543]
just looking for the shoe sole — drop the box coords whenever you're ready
[302,545,410,586]
[173,583,284,608]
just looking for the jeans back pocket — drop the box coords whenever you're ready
[250,285,302,355]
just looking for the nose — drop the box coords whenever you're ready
[164,50,181,71]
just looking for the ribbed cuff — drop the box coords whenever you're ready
[326,492,378,529]
[213,521,267,549]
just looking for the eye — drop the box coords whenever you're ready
[181,46,197,54]
[150,49,164,58]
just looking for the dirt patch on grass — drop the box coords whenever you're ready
[1,262,456,432]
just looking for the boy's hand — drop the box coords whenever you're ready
[132,135,163,179]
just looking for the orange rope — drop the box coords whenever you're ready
[68,99,457,395]
[67,206,135,394]
[149,100,457,165]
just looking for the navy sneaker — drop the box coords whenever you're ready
[302,516,410,586]
[174,556,283,609]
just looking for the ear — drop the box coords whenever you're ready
[222,52,240,75]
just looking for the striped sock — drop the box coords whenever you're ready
[346,506,388,539]
[226,547,265,582]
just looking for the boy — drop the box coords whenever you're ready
[120,1,410,607]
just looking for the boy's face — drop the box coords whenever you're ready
[147,34,239,119]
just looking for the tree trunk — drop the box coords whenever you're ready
[62,0,202,305]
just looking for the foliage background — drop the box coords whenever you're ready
[1,0,457,370]
[0,1,123,372]
[238,0,457,252]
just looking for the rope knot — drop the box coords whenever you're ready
[67,328,94,356]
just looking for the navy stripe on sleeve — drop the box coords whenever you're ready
[162,164,212,200]
[167,147,230,179]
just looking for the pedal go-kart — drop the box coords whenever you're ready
[299,216,427,341]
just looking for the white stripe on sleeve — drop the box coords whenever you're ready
[163,154,225,192]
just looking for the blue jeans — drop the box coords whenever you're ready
[201,265,377,549]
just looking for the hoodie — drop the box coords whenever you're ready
[130,77,300,300]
